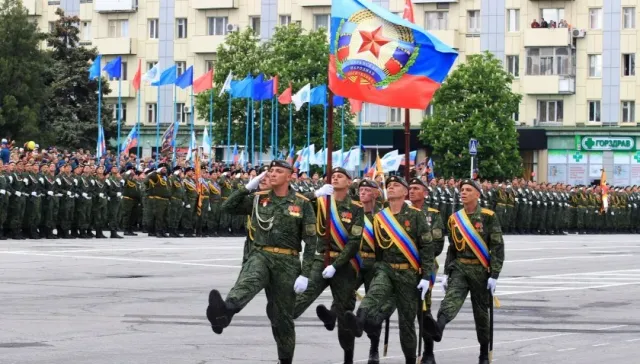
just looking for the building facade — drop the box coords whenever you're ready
[23,0,640,184]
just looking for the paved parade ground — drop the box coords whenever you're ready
[1,235,640,364]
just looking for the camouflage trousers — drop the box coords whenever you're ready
[0,192,9,230]
[107,197,121,231]
[180,197,197,231]
[168,198,183,230]
[437,262,490,345]
[121,197,138,231]
[294,258,358,352]
[24,195,41,230]
[226,249,301,360]
[59,196,74,231]
[9,195,25,230]
[91,197,108,230]
[41,196,59,229]
[149,197,169,233]
[75,197,92,230]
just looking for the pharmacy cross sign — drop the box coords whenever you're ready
[572,152,584,163]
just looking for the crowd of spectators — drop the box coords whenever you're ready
[531,18,570,29]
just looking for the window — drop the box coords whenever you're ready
[109,61,127,81]
[280,15,291,26]
[314,14,330,31]
[108,20,128,37]
[250,16,261,36]
[146,61,157,71]
[424,104,434,117]
[205,60,215,72]
[507,55,519,77]
[588,101,601,122]
[207,17,228,36]
[425,11,448,30]
[146,103,157,124]
[176,18,187,38]
[624,8,636,29]
[540,8,564,24]
[622,101,635,122]
[82,21,91,41]
[390,108,402,123]
[507,9,519,32]
[623,54,636,76]
[537,100,563,122]
[176,103,187,123]
[176,61,186,77]
[468,10,480,33]
[526,47,571,76]
[148,19,158,39]
[589,8,602,29]
[589,54,602,77]
[113,103,127,122]
[513,112,519,123]
[48,21,55,33]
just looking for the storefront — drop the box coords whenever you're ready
[545,134,640,186]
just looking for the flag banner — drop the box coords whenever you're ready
[232,144,239,164]
[201,126,212,156]
[132,59,142,91]
[230,75,253,99]
[349,98,363,113]
[333,95,345,107]
[96,125,106,158]
[103,56,122,79]
[328,0,458,109]
[219,71,233,97]
[175,66,194,89]
[310,85,327,106]
[121,125,139,154]
[161,122,176,154]
[186,130,197,161]
[254,78,275,101]
[292,83,311,111]
[88,55,102,80]
[194,69,214,93]
[286,146,295,164]
[399,150,417,165]
[142,63,160,84]
[279,83,293,104]
[152,65,177,86]
[381,150,401,172]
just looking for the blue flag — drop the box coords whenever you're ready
[175,65,193,89]
[254,79,274,101]
[88,54,102,80]
[152,65,177,86]
[230,75,254,99]
[333,95,344,107]
[103,56,122,79]
[310,85,327,106]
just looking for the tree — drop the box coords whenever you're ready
[420,52,523,180]
[0,0,49,142]
[41,8,113,149]
[195,25,357,159]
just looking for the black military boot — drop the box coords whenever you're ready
[277,359,292,364]
[110,230,123,239]
[169,229,180,238]
[12,228,24,240]
[0,229,6,240]
[367,330,380,364]
[316,304,337,331]
[95,229,107,239]
[30,226,40,239]
[124,229,137,236]
[424,314,447,342]
[87,229,95,238]
[478,343,489,364]
[343,349,354,364]
[183,230,194,238]
[405,357,417,364]
[344,309,366,338]
[421,336,437,364]
[206,289,236,334]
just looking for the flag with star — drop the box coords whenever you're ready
[328,0,458,109]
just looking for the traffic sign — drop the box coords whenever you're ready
[469,139,478,156]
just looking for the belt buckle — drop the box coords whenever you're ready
[273,247,280,253]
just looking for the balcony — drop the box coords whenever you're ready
[428,29,458,49]
[92,38,138,55]
[523,28,571,47]
[94,0,136,13]
[24,0,42,15]
[300,0,331,6]
[522,75,575,94]
[189,35,225,54]
[191,0,237,10]
[104,82,133,98]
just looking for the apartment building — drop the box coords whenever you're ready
[22,0,640,184]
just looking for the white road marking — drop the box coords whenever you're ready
[179,258,242,262]
[557,348,576,352]
[507,246,640,252]
[0,246,244,254]
[592,343,609,347]
[626,338,640,342]
[508,254,632,263]
[520,353,540,357]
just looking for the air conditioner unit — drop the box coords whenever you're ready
[226,24,239,34]
[572,28,586,38]
[183,106,191,114]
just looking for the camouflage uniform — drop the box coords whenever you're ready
[168,171,185,237]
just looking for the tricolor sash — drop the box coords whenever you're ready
[362,215,375,252]
[318,196,362,272]
[374,208,420,271]
[451,209,490,269]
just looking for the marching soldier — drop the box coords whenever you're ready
[168,166,185,237]
[121,165,140,236]
[106,166,123,238]
[181,166,198,237]
[207,170,223,237]
[91,166,108,238]
[0,162,10,240]
[424,179,505,364]
[207,160,317,364]
[39,163,59,239]
[57,163,75,239]
[144,163,171,238]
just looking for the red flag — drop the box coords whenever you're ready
[278,83,292,104]
[349,99,363,113]
[132,59,141,91]
[402,0,415,23]
[193,69,214,94]
[273,75,279,95]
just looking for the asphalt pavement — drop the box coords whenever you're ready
[0,234,639,364]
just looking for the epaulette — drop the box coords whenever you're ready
[481,208,495,216]
[255,190,270,196]
[409,206,421,211]
[295,192,309,201]
[428,207,440,213]
[352,200,363,207]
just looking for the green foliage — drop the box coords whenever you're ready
[42,8,113,149]
[195,25,357,158]
[0,0,49,141]
[420,52,523,180]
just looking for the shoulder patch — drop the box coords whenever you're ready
[428,207,440,213]
[351,200,363,207]
[255,190,270,196]
[481,208,495,216]
[295,192,310,201]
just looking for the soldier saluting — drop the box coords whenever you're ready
[424,179,505,364]
[206,160,317,364]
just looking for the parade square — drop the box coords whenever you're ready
[1,235,639,364]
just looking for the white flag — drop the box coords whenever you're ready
[292,83,311,111]
[186,130,197,162]
[142,63,160,85]
[201,127,211,157]
[381,150,401,172]
[219,71,233,97]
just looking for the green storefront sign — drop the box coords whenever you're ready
[575,136,636,151]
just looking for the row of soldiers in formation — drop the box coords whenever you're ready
[206,160,504,364]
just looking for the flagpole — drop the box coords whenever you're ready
[155,86,160,160]
[340,106,344,165]
[324,103,327,170]
[404,108,410,180]
[270,98,274,159]
[324,89,334,268]
[97,74,102,161]
[251,99,255,165]
[306,102,311,156]
[275,96,279,159]
[227,96,232,166]
[245,100,250,168]
[117,77,122,167]
[208,88,213,169]
[288,103,292,153]
[172,85,178,167]
[259,99,263,165]
[135,88,141,168]
[190,86,194,163]
[358,108,363,177]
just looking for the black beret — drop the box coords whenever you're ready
[259,165,269,173]
[409,177,428,189]
[460,179,481,193]
[222,167,231,173]
[173,166,182,173]
[103,170,110,176]
[358,179,379,189]
[386,176,409,189]
[184,166,194,173]
[331,167,351,179]
[143,168,151,174]
[157,162,168,169]
[125,164,135,171]
[270,159,293,171]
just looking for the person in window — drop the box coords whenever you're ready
[531,19,540,28]
[540,18,548,28]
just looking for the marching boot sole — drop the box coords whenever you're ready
[344,311,363,338]
[207,289,229,334]
[367,351,380,364]
[316,304,337,331]
[421,354,436,364]
[423,315,442,342]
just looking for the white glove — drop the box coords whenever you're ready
[173,170,180,175]
[185,204,191,209]
[82,192,88,198]
[322,265,336,279]
[47,191,53,196]
[441,274,448,293]
[314,184,334,198]
[66,191,72,197]
[0,189,5,195]
[15,191,21,197]
[99,193,105,198]
[156,168,164,173]
[74,179,78,185]
[208,205,212,212]
[31,191,37,197]
[24,179,29,185]
[246,171,267,191]
[126,170,132,175]
[293,276,308,294]
[117,192,122,197]
[417,279,430,300]
[487,278,497,295]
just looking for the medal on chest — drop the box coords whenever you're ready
[288,204,301,217]
[341,211,352,224]
[474,221,484,233]
[261,197,270,207]
[404,220,411,231]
